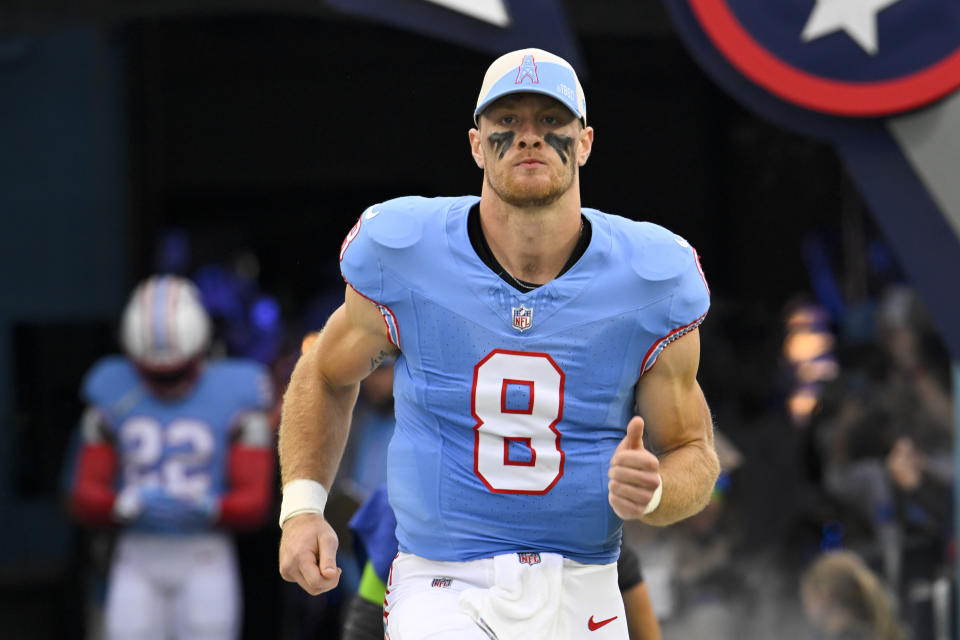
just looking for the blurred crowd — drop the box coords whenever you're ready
[623,222,956,640]
[60,224,954,640]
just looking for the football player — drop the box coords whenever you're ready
[69,275,275,640]
[278,47,719,639]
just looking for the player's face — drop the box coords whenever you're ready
[472,94,589,208]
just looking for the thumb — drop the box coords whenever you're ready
[317,533,340,578]
[621,416,645,451]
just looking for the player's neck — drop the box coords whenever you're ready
[478,187,583,285]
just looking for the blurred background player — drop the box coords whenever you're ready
[617,543,661,640]
[67,275,275,640]
[338,354,396,502]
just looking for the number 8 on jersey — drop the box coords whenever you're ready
[471,349,565,494]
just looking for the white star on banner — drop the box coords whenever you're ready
[801,0,901,55]
[422,0,511,27]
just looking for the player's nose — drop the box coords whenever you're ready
[516,131,543,148]
[515,117,543,148]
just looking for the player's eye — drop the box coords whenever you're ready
[542,115,558,125]
[500,115,516,125]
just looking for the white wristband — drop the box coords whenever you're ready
[278,479,329,529]
[643,474,663,515]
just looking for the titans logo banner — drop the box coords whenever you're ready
[665,0,960,358]
[685,0,960,116]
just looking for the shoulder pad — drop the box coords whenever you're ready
[625,221,710,326]
[341,197,430,261]
[206,359,274,410]
[340,196,454,300]
[81,356,138,407]
[364,197,429,249]
[592,214,710,375]
[626,221,697,282]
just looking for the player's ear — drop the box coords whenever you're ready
[576,125,594,167]
[468,128,485,169]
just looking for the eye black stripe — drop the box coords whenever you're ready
[544,133,573,165]
[488,132,515,159]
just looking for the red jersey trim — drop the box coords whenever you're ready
[639,312,708,376]
[344,280,402,350]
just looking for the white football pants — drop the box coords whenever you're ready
[104,532,240,640]
[384,551,627,640]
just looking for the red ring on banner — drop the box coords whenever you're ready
[689,0,960,116]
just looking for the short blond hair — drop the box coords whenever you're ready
[801,550,909,640]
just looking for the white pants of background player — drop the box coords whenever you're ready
[384,551,628,640]
[104,532,240,640]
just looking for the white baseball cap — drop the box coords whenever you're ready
[474,48,586,126]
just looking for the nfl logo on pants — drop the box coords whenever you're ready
[512,305,533,332]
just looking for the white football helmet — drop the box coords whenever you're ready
[120,275,212,370]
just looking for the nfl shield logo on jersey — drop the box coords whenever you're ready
[517,552,541,565]
[511,305,533,332]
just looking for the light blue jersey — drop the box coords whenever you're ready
[340,196,710,564]
[81,357,272,533]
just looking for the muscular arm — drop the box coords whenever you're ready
[278,286,398,488]
[634,328,719,526]
[608,329,719,526]
[277,285,398,594]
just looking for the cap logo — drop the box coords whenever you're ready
[515,55,539,85]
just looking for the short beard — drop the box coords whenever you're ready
[486,161,576,208]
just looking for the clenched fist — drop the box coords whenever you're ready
[278,513,342,595]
